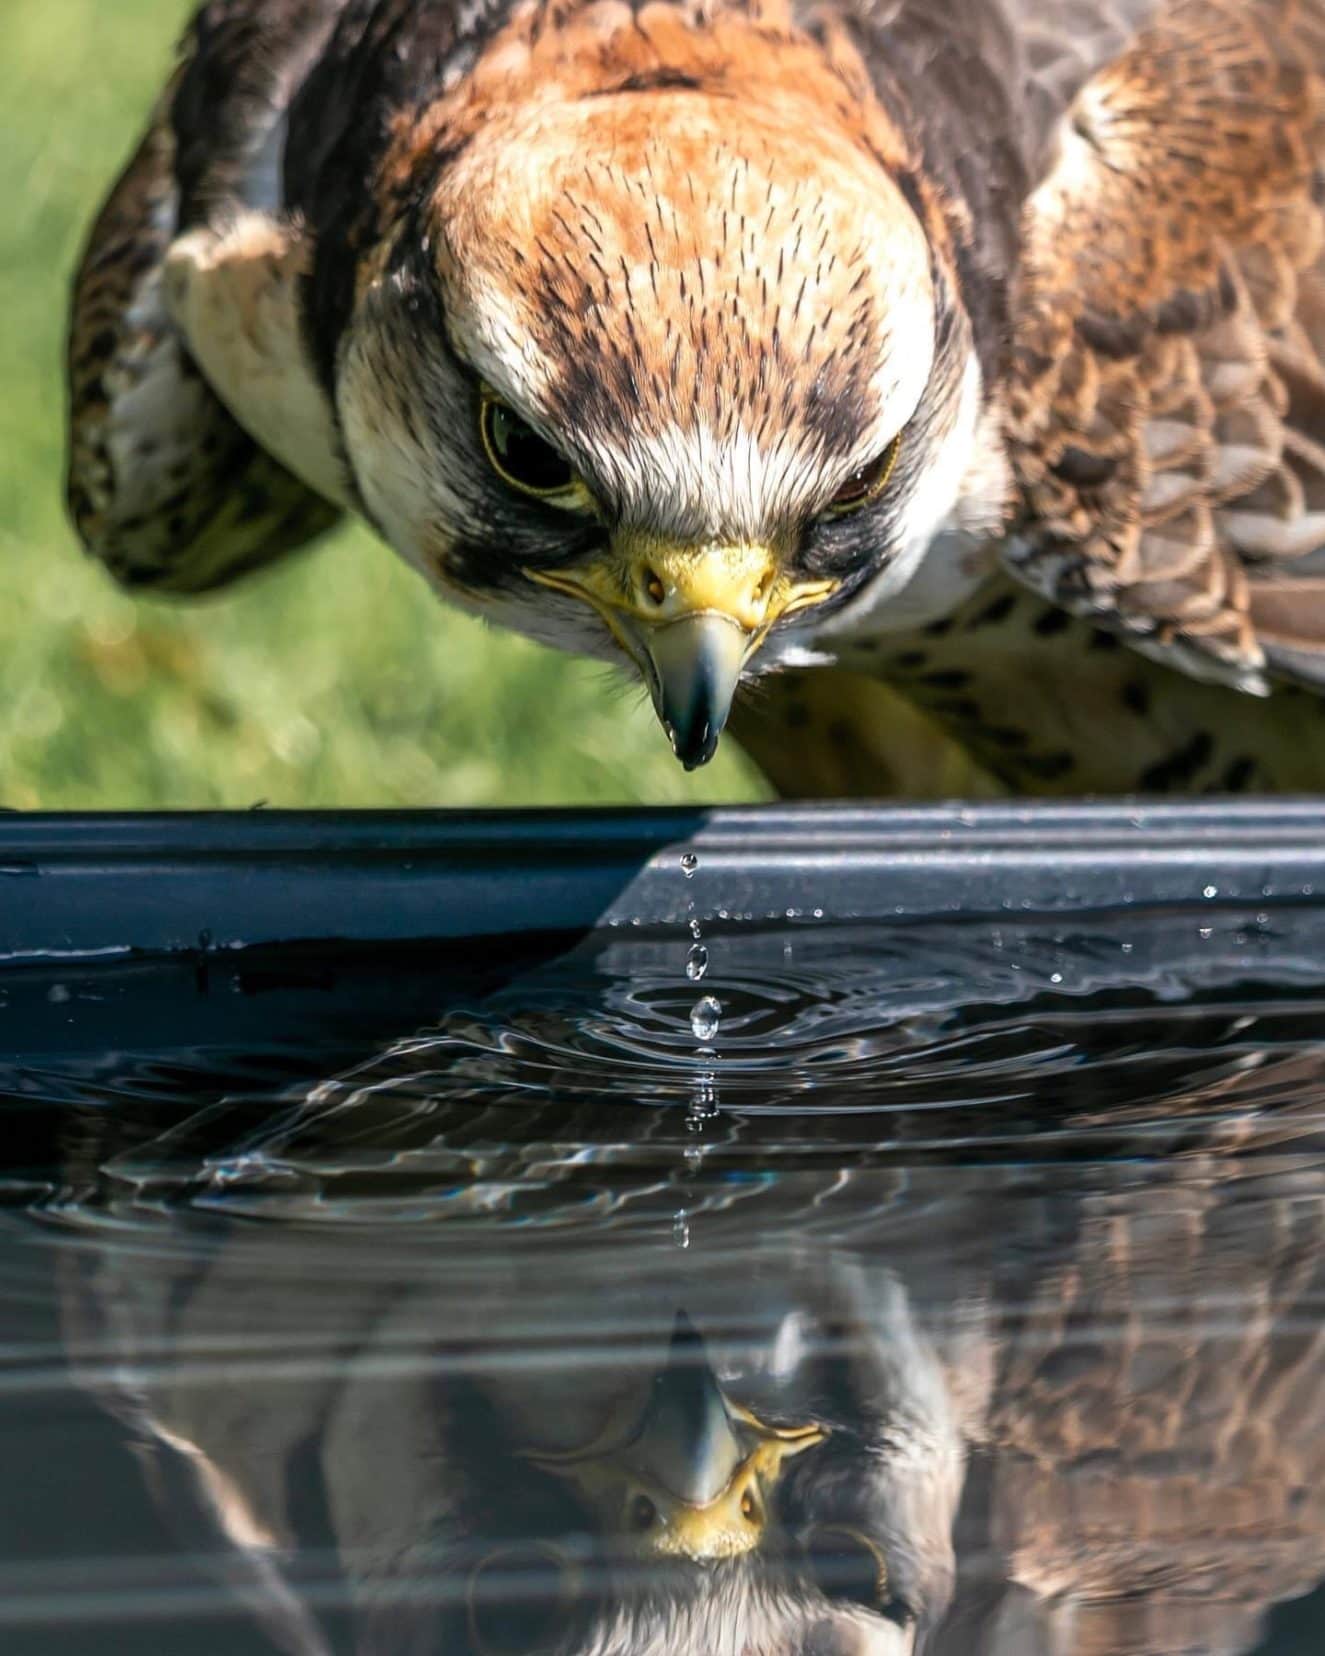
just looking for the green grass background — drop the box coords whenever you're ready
[1,0,766,808]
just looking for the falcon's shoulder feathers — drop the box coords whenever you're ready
[1002,0,1325,696]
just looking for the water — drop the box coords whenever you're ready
[5,903,1325,1655]
[688,993,721,1041]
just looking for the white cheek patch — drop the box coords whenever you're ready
[337,327,456,575]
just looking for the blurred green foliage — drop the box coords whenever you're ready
[0,0,767,807]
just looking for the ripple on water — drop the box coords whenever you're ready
[4,903,1321,1235]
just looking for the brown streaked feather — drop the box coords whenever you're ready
[1004,0,1325,696]
[65,5,343,594]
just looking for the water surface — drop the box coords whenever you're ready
[5,899,1325,1654]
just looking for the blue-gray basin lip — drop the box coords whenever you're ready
[1,799,1323,961]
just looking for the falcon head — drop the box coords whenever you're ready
[340,86,982,766]
[468,1301,961,1656]
[362,1285,965,1656]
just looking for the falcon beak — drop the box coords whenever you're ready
[646,614,747,771]
[524,1311,827,1562]
[526,541,838,769]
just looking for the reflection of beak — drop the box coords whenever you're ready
[633,1309,745,1506]
[527,539,837,769]
[526,1311,826,1561]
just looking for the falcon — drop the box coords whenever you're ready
[66,0,1325,796]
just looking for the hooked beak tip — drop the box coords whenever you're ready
[665,715,722,771]
[647,614,748,770]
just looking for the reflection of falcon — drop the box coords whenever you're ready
[66,1,1325,794]
[61,1227,978,1655]
[51,1040,1325,1655]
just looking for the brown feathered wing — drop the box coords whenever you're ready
[1005,0,1325,694]
[65,2,344,593]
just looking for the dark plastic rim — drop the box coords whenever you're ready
[2,800,1324,961]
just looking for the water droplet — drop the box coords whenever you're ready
[47,984,70,1005]
[1203,884,1218,899]
[685,944,709,982]
[1199,927,1213,941]
[1121,942,1134,954]
[812,907,824,920]
[680,852,698,878]
[690,1074,718,1118]
[210,1153,269,1188]
[1050,972,1063,984]
[672,1210,691,1249]
[690,995,722,1041]
[689,918,703,939]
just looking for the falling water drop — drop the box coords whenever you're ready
[673,1209,691,1250]
[689,917,703,939]
[680,852,699,878]
[690,995,722,1041]
[685,944,709,982]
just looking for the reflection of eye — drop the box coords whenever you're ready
[479,395,589,509]
[821,433,903,519]
[803,1525,914,1626]
[466,1544,578,1655]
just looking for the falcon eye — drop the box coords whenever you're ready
[803,1525,908,1622]
[821,433,903,520]
[467,1544,578,1656]
[480,394,586,507]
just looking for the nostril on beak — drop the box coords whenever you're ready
[753,571,775,614]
